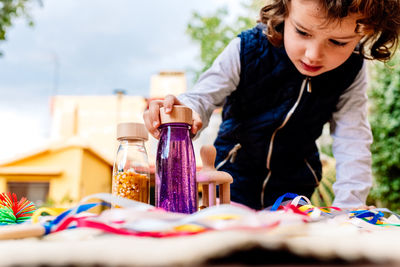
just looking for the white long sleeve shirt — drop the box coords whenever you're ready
[178,38,372,208]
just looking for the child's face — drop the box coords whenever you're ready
[284,0,363,77]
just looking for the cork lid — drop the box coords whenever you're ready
[159,105,192,125]
[117,122,148,141]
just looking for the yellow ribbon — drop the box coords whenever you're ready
[31,207,66,224]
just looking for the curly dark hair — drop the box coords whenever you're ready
[259,0,400,61]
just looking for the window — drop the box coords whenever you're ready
[7,182,50,207]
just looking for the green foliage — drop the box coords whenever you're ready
[317,123,334,157]
[0,0,40,55]
[311,157,336,207]
[186,1,259,80]
[368,53,400,212]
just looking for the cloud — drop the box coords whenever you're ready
[0,1,244,96]
[0,110,48,161]
[0,0,243,160]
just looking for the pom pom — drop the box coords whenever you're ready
[0,192,36,224]
[0,207,16,225]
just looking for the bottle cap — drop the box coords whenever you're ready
[159,105,193,125]
[117,122,148,141]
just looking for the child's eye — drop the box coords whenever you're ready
[295,28,310,37]
[330,39,348,47]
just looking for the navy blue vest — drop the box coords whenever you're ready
[214,24,364,210]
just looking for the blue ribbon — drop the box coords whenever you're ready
[350,210,384,225]
[270,193,299,211]
[43,202,103,234]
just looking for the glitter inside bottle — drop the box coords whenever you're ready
[156,106,197,214]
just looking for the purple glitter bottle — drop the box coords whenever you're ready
[156,105,198,214]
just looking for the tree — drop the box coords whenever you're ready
[186,1,260,80]
[0,0,41,55]
[368,54,400,212]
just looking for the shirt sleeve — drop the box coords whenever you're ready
[177,37,241,130]
[330,61,373,208]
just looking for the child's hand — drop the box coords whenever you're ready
[143,94,203,139]
[347,205,377,211]
[343,205,376,211]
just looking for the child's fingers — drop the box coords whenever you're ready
[349,205,377,211]
[143,110,160,139]
[148,100,163,128]
[191,111,203,135]
[162,95,202,135]
[362,205,377,210]
[163,95,182,113]
[144,100,164,139]
[144,95,195,139]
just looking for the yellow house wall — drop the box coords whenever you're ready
[49,147,83,204]
[0,148,84,205]
[0,179,6,192]
[79,150,112,199]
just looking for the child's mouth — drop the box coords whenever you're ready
[301,61,322,72]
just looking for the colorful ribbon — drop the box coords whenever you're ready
[28,192,400,239]
[350,208,400,227]
[32,194,287,237]
[267,192,342,220]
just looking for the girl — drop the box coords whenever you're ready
[144,0,400,210]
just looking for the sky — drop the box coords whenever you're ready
[0,0,243,161]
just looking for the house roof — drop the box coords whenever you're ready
[0,166,63,176]
[0,136,113,167]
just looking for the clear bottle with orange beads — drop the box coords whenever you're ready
[112,122,150,204]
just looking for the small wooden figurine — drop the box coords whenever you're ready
[197,145,233,207]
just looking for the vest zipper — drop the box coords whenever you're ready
[216,143,242,170]
[305,159,320,186]
[306,76,312,93]
[261,77,310,208]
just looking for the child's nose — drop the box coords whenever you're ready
[305,43,323,63]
